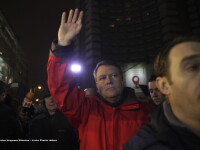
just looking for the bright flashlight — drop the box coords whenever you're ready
[71,64,81,73]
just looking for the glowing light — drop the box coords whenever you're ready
[109,24,115,28]
[71,64,81,73]
[36,99,39,102]
[116,18,122,22]
[38,86,42,90]
[126,17,132,21]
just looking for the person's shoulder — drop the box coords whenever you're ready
[123,124,157,150]
[32,112,48,121]
[123,87,139,102]
[124,123,173,150]
[138,101,155,113]
[29,113,49,129]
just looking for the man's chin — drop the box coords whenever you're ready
[154,100,162,104]
[104,93,118,99]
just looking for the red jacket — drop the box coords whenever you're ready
[47,55,153,150]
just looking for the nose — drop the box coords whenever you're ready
[106,75,112,84]
[152,91,158,96]
[49,98,53,102]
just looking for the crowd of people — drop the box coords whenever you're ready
[0,81,79,150]
[0,8,200,150]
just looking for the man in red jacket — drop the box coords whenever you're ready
[47,8,153,150]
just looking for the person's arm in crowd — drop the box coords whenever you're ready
[47,9,86,128]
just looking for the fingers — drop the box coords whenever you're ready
[77,11,84,24]
[61,12,66,25]
[67,9,73,23]
[66,8,83,24]
[71,8,79,23]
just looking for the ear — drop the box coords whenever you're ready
[156,77,170,96]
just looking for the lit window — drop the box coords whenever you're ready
[109,24,115,28]
[126,17,132,21]
[116,18,122,22]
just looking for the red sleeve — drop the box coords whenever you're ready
[47,55,87,128]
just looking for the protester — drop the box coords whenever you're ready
[47,8,153,150]
[148,74,165,105]
[17,105,31,137]
[0,80,23,150]
[29,90,79,150]
[123,35,200,150]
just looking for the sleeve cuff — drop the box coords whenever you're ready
[50,40,74,57]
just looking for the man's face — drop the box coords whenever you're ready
[0,92,6,102]
[44,96,57,111]
[148,81,164,105]
[163,41,200,119]
[95,65,124,103]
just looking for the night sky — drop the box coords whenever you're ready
[1,0,74,88]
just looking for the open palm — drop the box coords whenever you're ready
[58,9,84,46]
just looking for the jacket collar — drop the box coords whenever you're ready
[148,102,200,148]
[163,101,185,128]
[163,101,200,137]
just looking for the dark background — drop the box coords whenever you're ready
[1,0,74,88]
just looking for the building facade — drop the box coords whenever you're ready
[0,10,28,85]
[74,0,200,88]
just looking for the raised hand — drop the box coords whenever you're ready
[58,8,84,46]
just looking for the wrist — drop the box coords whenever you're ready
[50,40,73,57]
[58,39,71,46]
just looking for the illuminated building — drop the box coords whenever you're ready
[74,0,200,88]
[0,10,28,84]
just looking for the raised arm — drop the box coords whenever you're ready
[58,8,83,46]
[48,9,86,128]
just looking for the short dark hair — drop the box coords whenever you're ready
[148,74,157,82]
[93,60,123,81]
[154,35,200,80]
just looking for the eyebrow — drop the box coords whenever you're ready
[181,55,200,66]
[98,75,106,78]
[98,72,118,76]
[97,72,119,79]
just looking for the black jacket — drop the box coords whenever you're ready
[0,101,23,150]
[123,102,200,150]
[29,109,79,150]
[0,101,22,138]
